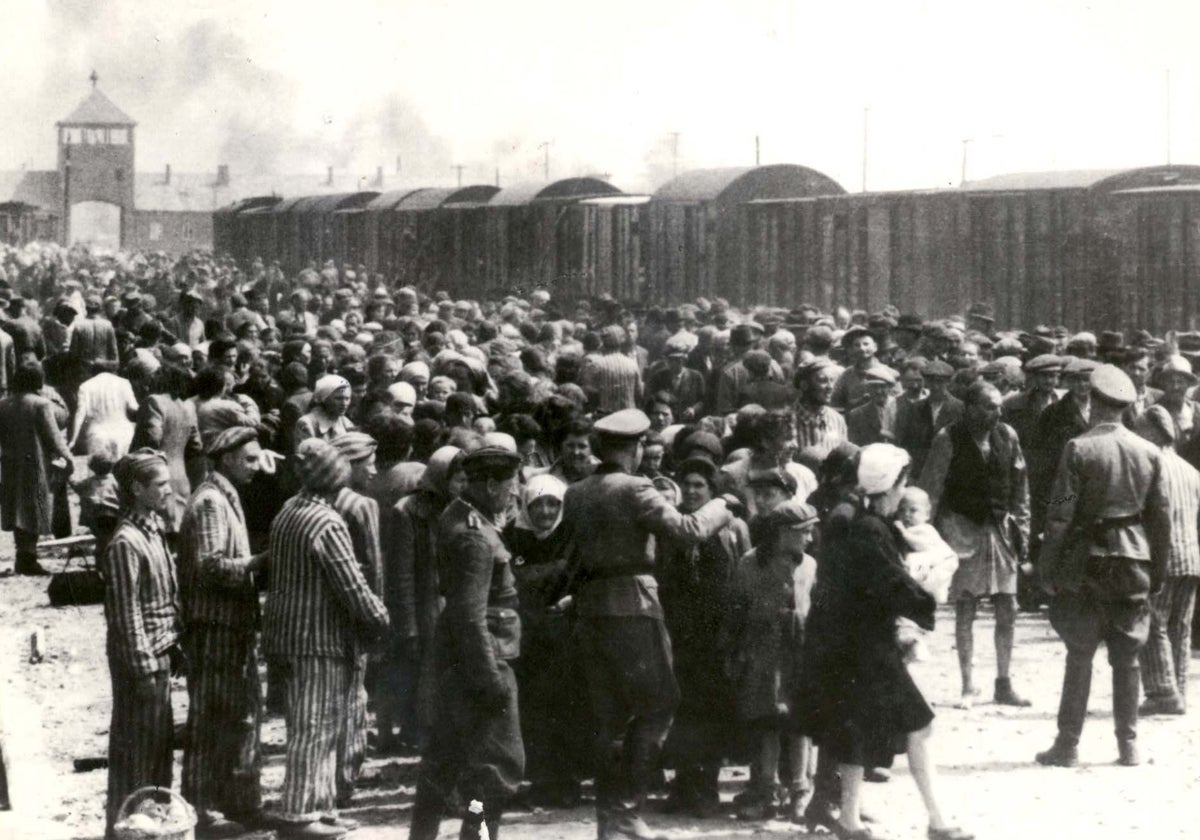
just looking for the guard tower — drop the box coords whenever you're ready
[56,71,136,246]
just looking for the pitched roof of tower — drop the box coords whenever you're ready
[59,88,136,126]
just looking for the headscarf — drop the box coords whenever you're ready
[516,473,567,539]
[295,438,351,493]
[857,443,911,496]
[312,374,351,408]
[400,361,430,385]
[204,425,258,459]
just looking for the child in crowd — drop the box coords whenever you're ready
[723,500,820,822]
[72,448,121,558]
[894,486,959,661]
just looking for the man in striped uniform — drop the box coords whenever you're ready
[101,449,181,837]
[264,438,390,839]
[581,325,643,415]
[1133,406,1199,716]
[179,425,265,838]
[410,445,525,840]
[330,432,384,807]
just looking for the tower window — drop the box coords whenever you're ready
[109,128,128,145]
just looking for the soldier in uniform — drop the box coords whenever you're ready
[561,408,733,840]
[1036,365,1171,768]
[410,446,525,840]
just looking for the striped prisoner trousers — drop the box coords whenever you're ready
[182,626,263,817]
[279,656,351,822]
[1139,576,1199,704]
[106,656,173,834]
[337,656,369,802]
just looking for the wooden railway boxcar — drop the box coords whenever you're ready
[386,185,499,293]
[480,177,623,298]
[736,165,1200,331]
[557,195,649,302]
[645,164,845,306]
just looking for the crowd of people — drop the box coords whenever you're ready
[0,240,1196,840]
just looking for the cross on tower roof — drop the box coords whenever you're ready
[89,69,98,88]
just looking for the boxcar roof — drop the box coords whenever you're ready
[365,189,426,212]
[214,196,282,216]
[652,164,845,205]
[963,165,1200,192]
[489,177,622,206]
[394,185,500,211]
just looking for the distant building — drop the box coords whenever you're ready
[0,73,391,253]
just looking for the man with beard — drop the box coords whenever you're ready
[921,382,1032,709]
[179,426,266,837]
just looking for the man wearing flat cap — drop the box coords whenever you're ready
[1001,354,1064,451]
[893,359,962,478]
[831,326,896,412]
[1036,366,1171,768]
[846,366,898,446]
[715,323,783,416]
[1120,347,1161,427]
[330,432,384,808]
[410,446,525,840]
[647,336,706,422]
[560,408,734,840]
[179,426,266,837]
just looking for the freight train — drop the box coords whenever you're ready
[214,163,1200,332]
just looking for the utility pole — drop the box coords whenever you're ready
[861,107,869,193]
[395,155,402,175]
[541,141,551,180]
[452,165,465,187]
[669,132,680,178]
[755,135,760,166]
[495,166,500,188]
[961,138,972,186]
[1166,68,1172,164]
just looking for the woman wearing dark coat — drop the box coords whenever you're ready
[795,443,970,840]
[659,455,750,817]
[0,362,73,575]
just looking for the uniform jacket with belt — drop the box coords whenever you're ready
[1038,422,1172,593]
[560,464,733,619]
[435,494,521,693]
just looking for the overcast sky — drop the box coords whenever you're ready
[5,0,1199,193]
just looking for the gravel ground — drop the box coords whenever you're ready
[0,535,1196,840]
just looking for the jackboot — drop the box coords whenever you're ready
[1055,650,1093,746]
[1113,665,1142,766]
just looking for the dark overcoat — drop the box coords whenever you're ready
[794,508,936,768]
[0,392,74,534]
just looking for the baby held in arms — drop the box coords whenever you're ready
[894,486,959,662]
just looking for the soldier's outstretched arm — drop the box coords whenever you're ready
[636,479,731,545]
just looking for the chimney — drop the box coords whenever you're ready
[164,163,171,185]
[373,166,384,187]
[215,164,230,187]
[326,166,334,186]
[395,155,402,175]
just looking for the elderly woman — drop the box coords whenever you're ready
[0,362,74,575]
[294,374,356,451]
[502,474,590,807]
[660,455,750,818]
[797,444,970,840]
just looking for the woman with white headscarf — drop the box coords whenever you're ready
[293,374,356,452]
[794,444,971,840]
[502,474,590,807]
